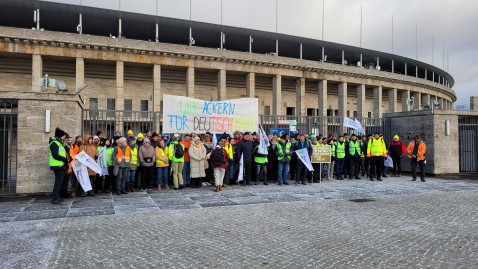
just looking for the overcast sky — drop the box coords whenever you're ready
[47,0,478,108]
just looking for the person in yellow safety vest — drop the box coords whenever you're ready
[169,133,185,190]
[367,132,387,181]
[102,139,115,193]
[275,134,291,185]
[358,137,366,176]
[49,128,69,204]
[334,135,347,180]
[112,137,131,195]
[327,138,336,181]
[348,134,362,180]
[254,144,269,185]
[127,137,139,192]
[155,139,170,190]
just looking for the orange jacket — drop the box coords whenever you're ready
[407,141,426,161]
[181,140,191,162]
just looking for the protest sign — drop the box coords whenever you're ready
[311,145,331,163]
[71,161,92,192]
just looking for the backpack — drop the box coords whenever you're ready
[211,148,225,167]
[174,143,184,159]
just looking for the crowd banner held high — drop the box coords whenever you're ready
[295,148,314,171]
[163,95,259,134]
[311,145,331,163]
[343,117,365,134]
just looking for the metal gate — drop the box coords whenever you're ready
[0,99,18,195]
[459,116,478,174]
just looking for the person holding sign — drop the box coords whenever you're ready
[293,134,313,185]
[82,135,98,196]
[49,128,69,204]
[275,134,291,185]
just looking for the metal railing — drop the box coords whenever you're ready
[458,116,478,174]
[0,99,18,195]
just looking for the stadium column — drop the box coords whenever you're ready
[116,61,124,132]
[356,84,366,118]
[246,73,255,98]
[338,82,347,118]
[153,64,161,112]
[296,77,305,116]
[422,94,431,106]
[388,88,397,113]
[217,69,226,101]
[318,80,328,133]
[187,67,195,97]
[272,75,282,115]
[373,86,382,118]
[75,58,84,92]
[32,54,43,92]
[412,92,421,110]
[402,90,410,112]
[440,97,444,109]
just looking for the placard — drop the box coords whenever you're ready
[311,145,331,163]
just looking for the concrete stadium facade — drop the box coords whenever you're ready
[0,0,456,119]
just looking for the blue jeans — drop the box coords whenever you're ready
[256,165,267,182]
[116,167,128,192]
[229,162,237,181]
[127,170,135,184]
[182,162,191,185]
[277,162,290,184]
[157,167,169,186]
[335,158,345,177]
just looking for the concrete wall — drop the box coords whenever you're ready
[0,91,83,194]
[384,110,460,175]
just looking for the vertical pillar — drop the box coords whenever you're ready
[423,94,431,107]
[153,64,161,112]
[338,82,347,118]
[75,57,84,93]
[32,54,43,92]
[217,69,226,101]
[356,84,366,118]
[272,75,282,115]
[186,67,195,97]
[388,88,397,113]
[412,92,421,110]
[341,50,345,65]
[246,72,255,98]
[318,80,328,117]
[440,97,445,109]
[296,77,305,116]
[373,86,382,118]
[402,90,410,112]
[116,61,124,110]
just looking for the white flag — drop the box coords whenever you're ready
[258,125,269,154]
[237,153,244,182]
[343,117,365,134]
[353,118,365,134]
[295,148,314,171]
[97,147,109,176]
[71,161,92,192]
[212,131,218,148]
[75,151,103,176]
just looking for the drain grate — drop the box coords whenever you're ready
[349,198,375,203]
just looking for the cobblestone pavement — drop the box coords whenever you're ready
[1,177,478,268]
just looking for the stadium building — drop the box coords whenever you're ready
[0,0,465,194]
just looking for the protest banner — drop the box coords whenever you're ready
[162,95,259,134]
[97,147,109,176]
[75,151,103,176]
[295,148,314,171]
[311,145,331,163]
[71,161,92,192]
[258,125,270,154]
[343,117,365,134]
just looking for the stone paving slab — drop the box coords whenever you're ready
[15,209,69,221]
[66,206,115,218]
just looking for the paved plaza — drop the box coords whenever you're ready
[1,176,478,268]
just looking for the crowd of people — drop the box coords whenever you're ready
[48,128,427,204]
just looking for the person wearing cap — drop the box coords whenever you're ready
[388,135,407,177]
[407,135,427,182]
[180,134,192,187]
[222,136,234,186]
[127,130,134,138]
[127,137,139,192]
[102,139,115,193]
[155,139,169,190]
[49,128,69,204]
[161,133,170,146]
[112,130,122,147]
[169,133,185,189]
[112,137,130,195]
[139,138,156,191]
[334,135,347,180]
[293,133,313,185]
[367,132,387,181]
[235,131,254,186]
[348,134,362,180]
[267,136,279,184]
[134,133,145,189]
[188,136,207,188]
[276,134,291,185]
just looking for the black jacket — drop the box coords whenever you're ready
[49,137,68,170]
[235,139,254,163]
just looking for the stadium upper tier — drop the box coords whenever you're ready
[0,0,454,89]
